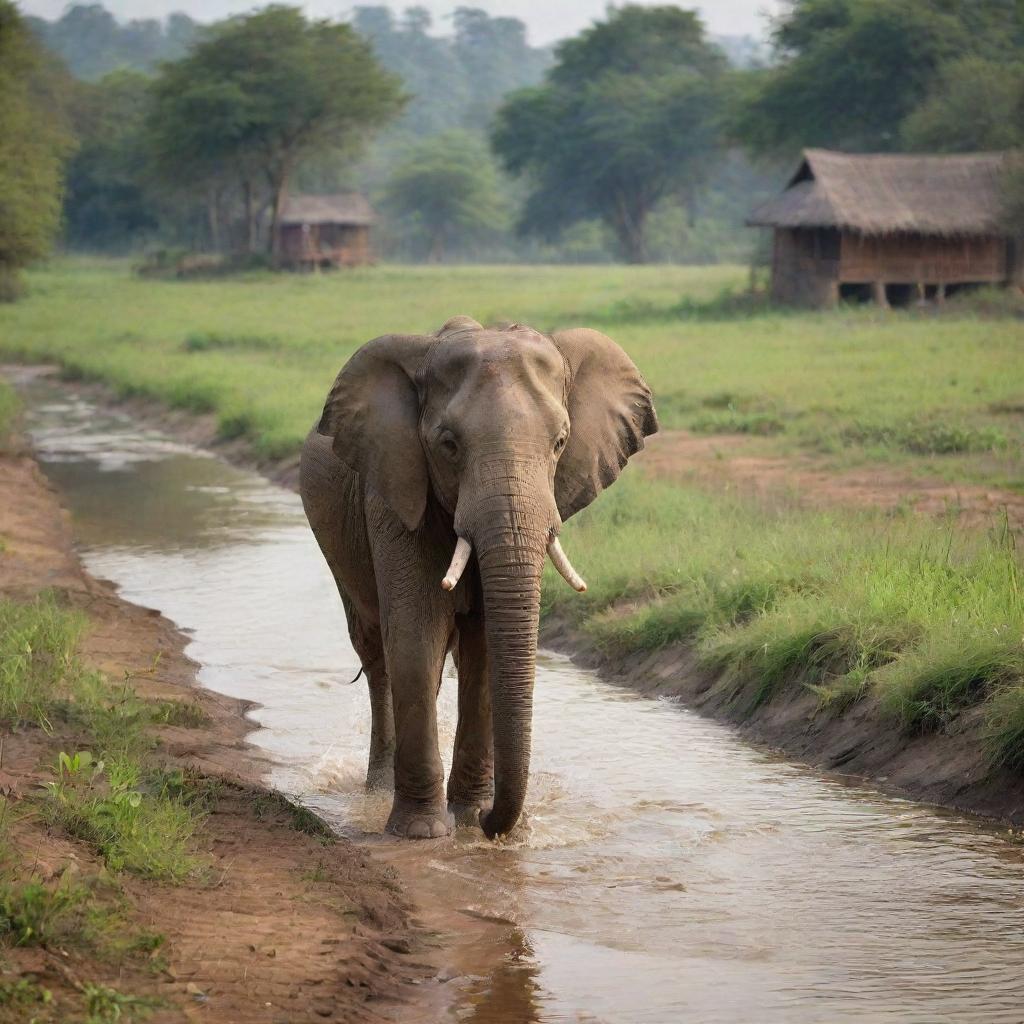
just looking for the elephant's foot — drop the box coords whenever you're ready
[447,799,493,829]
[386,795,453,839]
[365,754,395,792]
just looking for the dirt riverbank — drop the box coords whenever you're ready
[8,365,1024,830]
[539,615,1024,827]
[0,408,431,1020]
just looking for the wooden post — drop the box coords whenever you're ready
[936,282,946,305]
[872,281,889,308]
[916,282,926,306]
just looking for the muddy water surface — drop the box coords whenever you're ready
[20,374,1024,1023]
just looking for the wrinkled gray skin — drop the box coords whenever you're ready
[300,316,657,839]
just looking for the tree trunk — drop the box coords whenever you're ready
[269,165,291,266]
[244,179,257,254]
[206,187,221,252]
[428,225,445,263]
[610,195,649,264]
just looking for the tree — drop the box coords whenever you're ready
[147,6,405,258]
[492,6,726,263]
[733,0,1024,157]
[64,70,157,249]
[383,131,508,261]
[26,3,199,80]
[0,1,74,298]
[902,57,1024,152]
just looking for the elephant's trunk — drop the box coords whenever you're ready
[474,521,547,840]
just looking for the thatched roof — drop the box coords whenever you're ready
[279,193,374,226]
[747,149,1009,236]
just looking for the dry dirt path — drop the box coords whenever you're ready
[640,429,1024,529]
[0,432,434,1022]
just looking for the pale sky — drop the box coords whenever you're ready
[21,1,784,44]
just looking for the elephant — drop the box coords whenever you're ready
[299,316,657,840]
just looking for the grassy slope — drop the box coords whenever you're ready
[2,260,1024,780]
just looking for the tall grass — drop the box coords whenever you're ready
[547,475,1024,765]
[0,595,83,730]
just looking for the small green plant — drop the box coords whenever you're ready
[0,875,88,946]
[149,699,209,728]
[0,977,53,1010]
[81,982,160,1023]
[43,751,202,881]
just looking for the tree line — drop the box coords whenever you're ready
[1,0,1022,295]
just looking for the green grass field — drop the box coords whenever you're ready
[2,259,1022,478]
[2,258,1023,771]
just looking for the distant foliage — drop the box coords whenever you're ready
[493,6,728,263]
[351,6,551,138]
[26,3,198,80]
[382,131,509,261]
[64,70,157,250]
[902,57,1024,152]
[0,0,74,298]
[733,0,1024,156]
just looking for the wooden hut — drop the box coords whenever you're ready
[276,194,374,269]
[747,150,1019,307]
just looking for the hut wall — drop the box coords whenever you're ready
[838,232,1006,285]
[276,223,372,267]
[770,227,840,307]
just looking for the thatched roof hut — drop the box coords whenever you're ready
[748,150,1018,307]
[276,193,375,269]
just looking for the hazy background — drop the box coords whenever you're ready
[21,0,783,43]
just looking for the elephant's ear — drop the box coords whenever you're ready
[317,334,435,532]
[551,327,658,522]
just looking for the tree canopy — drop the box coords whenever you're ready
[492,5,727,263]
[383,131,508,261]
[146,6,405,257]
[733,0,1024,156]
[0,0,74,297]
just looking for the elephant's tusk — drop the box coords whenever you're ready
[548,537,587,593]
[441,537,473,591]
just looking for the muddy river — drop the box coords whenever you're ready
[19,374,1024,1023]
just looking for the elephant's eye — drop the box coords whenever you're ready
[554,434,567,455]
[438,433,459,461]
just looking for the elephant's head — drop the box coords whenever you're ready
[317,316,657,837]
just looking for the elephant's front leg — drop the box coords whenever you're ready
[370,504,454,839]
[383,618,453,838]
[448,612,493,827]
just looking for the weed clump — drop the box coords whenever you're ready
[42,752,203,882]
[0,595,83,730]
[840,419,1007,455]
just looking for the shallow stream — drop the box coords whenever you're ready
[18,372,1024,1023]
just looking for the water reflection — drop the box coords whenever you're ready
[19,373,1024,1024]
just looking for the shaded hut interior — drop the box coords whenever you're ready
[749,150,1018,308]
